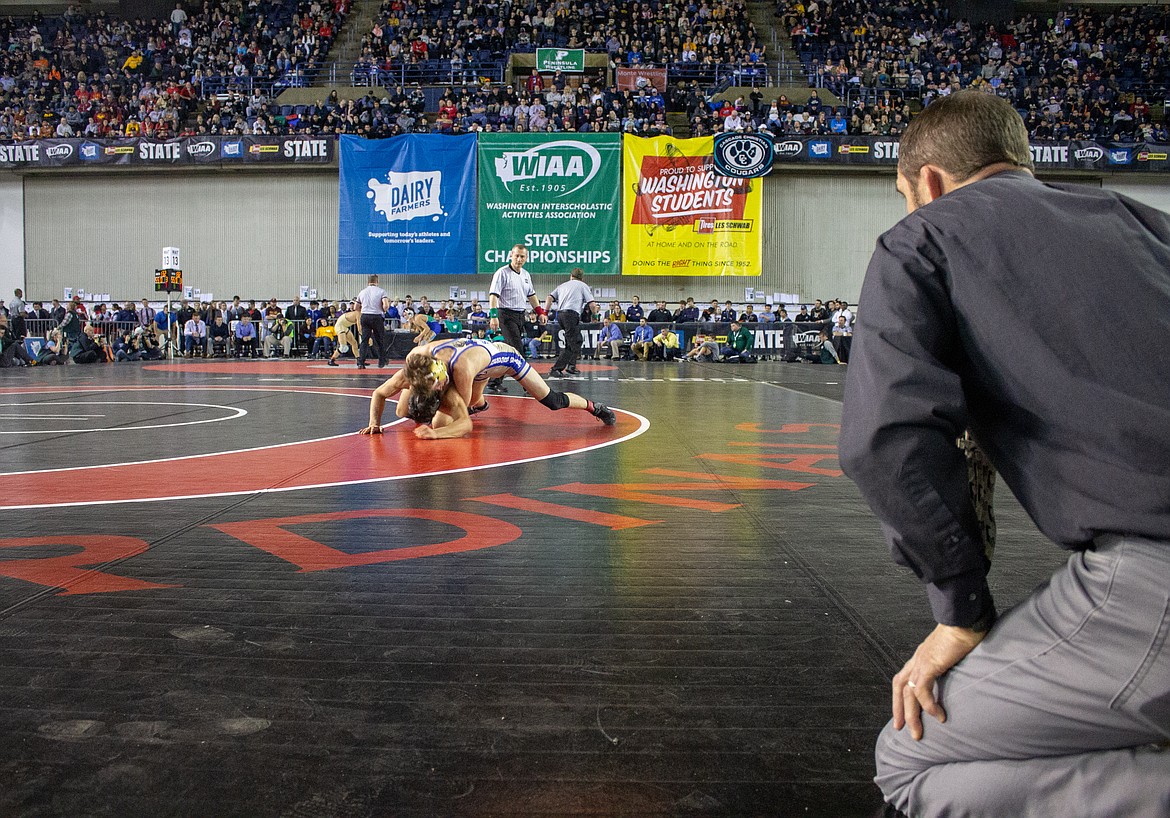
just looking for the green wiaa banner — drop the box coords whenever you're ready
[476,132,621,276]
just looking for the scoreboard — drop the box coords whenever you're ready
[155,268,183,293]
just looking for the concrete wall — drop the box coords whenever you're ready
[0,176,25,305]
[16,168,1168,309]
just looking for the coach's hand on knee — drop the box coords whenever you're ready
[893,623,986,740]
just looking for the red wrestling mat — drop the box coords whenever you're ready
[0,386,645,510]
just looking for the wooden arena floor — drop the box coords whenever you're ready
[0,357,1063,817]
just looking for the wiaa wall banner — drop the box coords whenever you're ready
[622,135,762,276]
[476,132,621,276]
[337,133,477,276]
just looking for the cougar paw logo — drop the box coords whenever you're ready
[713,134,773,178]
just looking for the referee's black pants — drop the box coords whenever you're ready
[490,308,526,387]
[552,309,582,371]
[359,313,387,367]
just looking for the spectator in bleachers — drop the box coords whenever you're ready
[630,318,655,360]
[37,329,68,365]
[647,300,674,323]
[785,0,1170,142]
[263,313,294,357]
[682,332,719,362]
[112,328,140,361]
[184,311,207,357]
[624,296,644,322]
[0,313,36,367]
[235,313,258,357]
[720,319,755,362]
[831,313,852,362]
[595,316,624,359]
[208,314,231,357]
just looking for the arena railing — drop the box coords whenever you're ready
[353,61,507,89]
[669,63,771,88]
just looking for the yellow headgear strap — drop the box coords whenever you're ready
[429,359,446,383]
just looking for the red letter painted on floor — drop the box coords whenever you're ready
[208,509,523,573]
[545,469,813,512]
[0,536,177,595]
[467,493,663,530]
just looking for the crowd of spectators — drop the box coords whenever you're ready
[238,79,677,137]
[2,0,1168,143]
[2,288,856,367]
[351,0,766,86]
[0,0,347,141]
[784,1,1170,142]
[682,83,903,136]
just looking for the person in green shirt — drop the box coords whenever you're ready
[720,321,755,362]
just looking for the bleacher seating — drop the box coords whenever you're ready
[350,0,766,105]
[0,0,348,140]
[2,0,1167,140]
[784,0,1170,142]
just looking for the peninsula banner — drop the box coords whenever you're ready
[338,133,477,276]
[535,48,585,73]
[622,135,762,276]
[476,132,621,275]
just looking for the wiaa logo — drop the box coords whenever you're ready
[493,140,601,196]
[187,141,216,157]
[713,133,773,178]
[1073,146,1104,162]
[45,144,73,159]
[774,140,803,158]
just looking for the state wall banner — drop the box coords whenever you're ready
[476,132,621,275]
[338,133,477,276]
[623,135,762,276]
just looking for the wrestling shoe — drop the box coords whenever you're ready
[469,400,490,415]
[565,366,581,375]
[547,368,566,378]
[327,359,338,367]
[486,379,507,394]
[591,403,617,426]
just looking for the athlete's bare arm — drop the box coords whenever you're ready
[358,369,409,434]
[415,388,472,440]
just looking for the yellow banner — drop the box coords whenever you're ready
[622,135,761,276]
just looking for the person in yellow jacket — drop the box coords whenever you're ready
[651,326,679,361]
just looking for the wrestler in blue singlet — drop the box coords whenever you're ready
[430,338,532,383]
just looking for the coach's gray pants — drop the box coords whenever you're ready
[876,535,1170,817]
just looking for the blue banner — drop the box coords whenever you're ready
[338,133,477,275]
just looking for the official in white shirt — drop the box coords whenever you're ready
[356,274,389,369]
[487,244,542,392]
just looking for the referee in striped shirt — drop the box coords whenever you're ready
[487,244,544,393]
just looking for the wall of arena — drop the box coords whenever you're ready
[7,169,1170,307]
